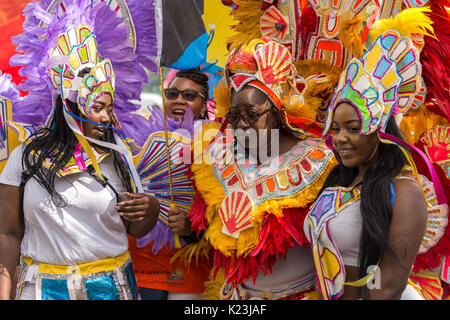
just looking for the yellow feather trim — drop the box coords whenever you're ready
[191,153,262,257]
[169,238,211,268]
[206,213,262,257]
[212,78,231,118]
[227,0,264,51]
[288,60,342,123]
[295,59,339,78]
[282,90,319,121]
[370,7,435,40]
[339,15,366,59]
[203,267,225,300]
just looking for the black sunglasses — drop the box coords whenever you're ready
[164,88,205,101]
[226,104,272,127]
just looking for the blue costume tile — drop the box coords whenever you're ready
[84,275,120,300]
[41,279,70,300]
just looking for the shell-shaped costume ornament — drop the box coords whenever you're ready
[219,191,254,238]
[254,41,294,85]
[260,5,289,41]
[225,39,267,77]
[419,126,450,178]
[419,174,449,254]
[134,132,195,225]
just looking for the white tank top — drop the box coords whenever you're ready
[304,187,362,267]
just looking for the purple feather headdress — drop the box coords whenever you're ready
[9,0,158,144]
[0,72,20,105]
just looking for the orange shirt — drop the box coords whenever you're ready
[128,236,211,293]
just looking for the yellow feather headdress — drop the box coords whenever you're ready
[370,7,436,45]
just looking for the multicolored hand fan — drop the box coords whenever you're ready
[134,131,195,226]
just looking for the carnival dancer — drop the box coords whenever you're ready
[178,36,337,300]
[304,28,447,300]
[0,0,160,300]
[129,68,212,300]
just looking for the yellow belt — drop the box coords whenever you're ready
[22,251,130,276]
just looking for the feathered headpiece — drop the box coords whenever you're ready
[225,38,322,134]
[7,0,159,188]
[324,30,422,136]
[323,29,446,208]
[9,0,158,145]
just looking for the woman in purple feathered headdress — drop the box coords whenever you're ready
[0,0,161,300]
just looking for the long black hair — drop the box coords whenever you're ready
[22,96,133,207]
[320,117,408,288]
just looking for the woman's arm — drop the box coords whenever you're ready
[116,192,160,238]
[368,179,427,299]
[0,184,23,300]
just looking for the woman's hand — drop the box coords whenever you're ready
[168,206,192,237]
[116,192,160,237]
[115,192,158,221]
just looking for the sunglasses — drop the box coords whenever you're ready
[164,88,205,101]
[226,104,272,127]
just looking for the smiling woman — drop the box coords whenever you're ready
[304,30,431,300]
[330,102,379,178]
[0,63,161,300]
[186,39,337,301]
[0,1,161,299]
[128,67,212,301]
[165,68,209,121]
